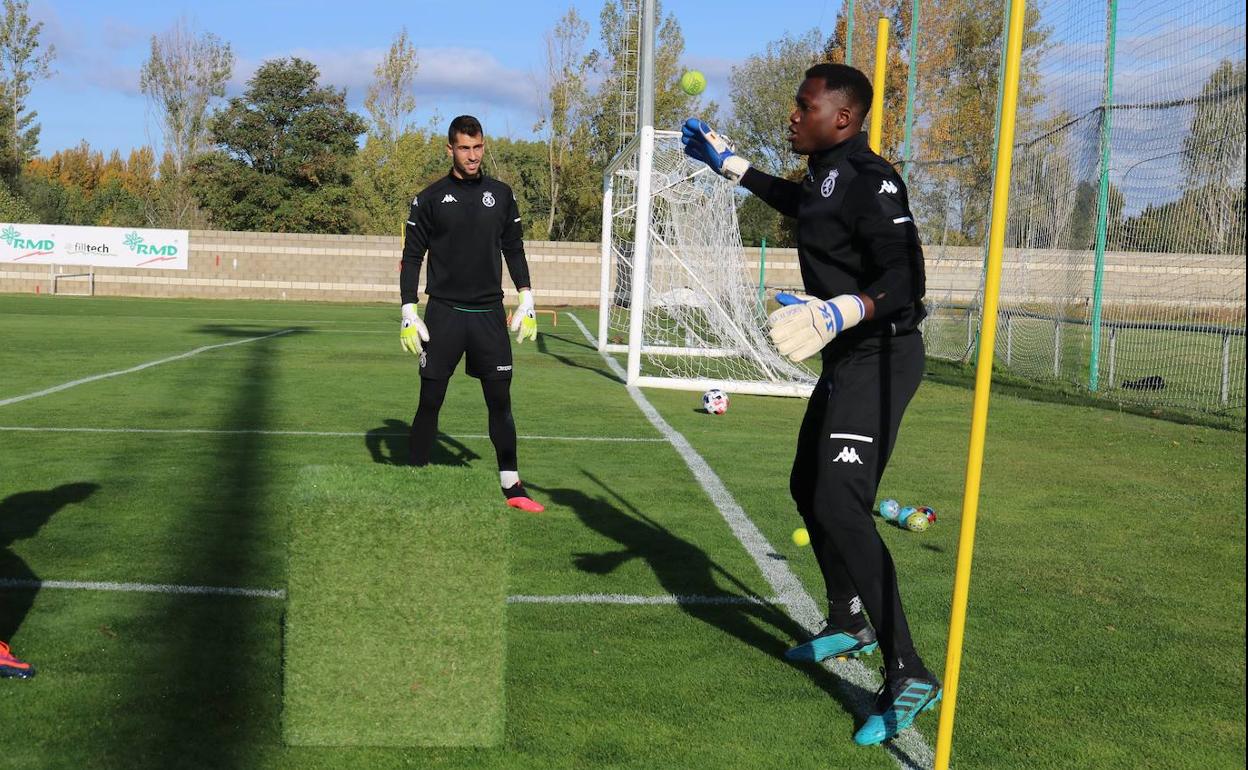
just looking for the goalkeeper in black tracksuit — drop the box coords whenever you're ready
[399,115,543,512]
[682,63,940,746]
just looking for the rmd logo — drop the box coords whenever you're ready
[1,225,54,251]
[124,231,178,256]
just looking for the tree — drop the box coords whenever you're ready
[0,0,54,179]
[1179,59,1246,250]
[727,30,822,178]
[364,28,418,144]
[193,57,367,232]
[535,7,592,240]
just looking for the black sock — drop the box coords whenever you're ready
[502,482,529,499]
[481,378,518,471]
[409,377,449,466]
[827,595,869,632]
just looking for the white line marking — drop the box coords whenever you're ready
[828,432,875,443]
[0,329,296,408]
[0,578,285,599]
[567,311,934,770]
[508,593,787,606]
[0,426,664,443]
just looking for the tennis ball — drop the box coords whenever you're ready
[680,70,707,96]
[792,527,810,547]
[904,511,930,532]
[878,499,901,521]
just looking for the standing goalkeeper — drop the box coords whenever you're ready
[399,114,543,513]
[682,63,939,746]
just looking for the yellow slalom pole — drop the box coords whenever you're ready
[934,1,1027,769]
[868,17,889,154]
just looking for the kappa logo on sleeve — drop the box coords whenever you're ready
[878,180,898,195]
[441,194,458,204]
[412,195,419,206]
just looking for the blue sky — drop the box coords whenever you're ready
[27,0,845,157]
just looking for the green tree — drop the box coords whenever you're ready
[0,0,54,180]
[364,28,418,144]
[536,7,593,240]
[193,57,367,232]
[727,30,821,177]
[139,19,232,227]
[350,130,444,235]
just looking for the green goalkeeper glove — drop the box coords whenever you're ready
[400,303,430,355]
[768,293,866,361]
[510,289,537,343]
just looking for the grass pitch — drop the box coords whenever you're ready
[0,293,1243,769]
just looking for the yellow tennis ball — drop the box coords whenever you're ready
[792,527,810,547]
[680,70,706,96]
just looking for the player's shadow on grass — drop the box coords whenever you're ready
[536,333,621,383]
[0,483,100,644]
[528,472,870,717]
[365,419,481,467]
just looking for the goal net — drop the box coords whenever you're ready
[596,130,816,397]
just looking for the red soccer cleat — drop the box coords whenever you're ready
[503,483,545,513]
[0,641,35,679]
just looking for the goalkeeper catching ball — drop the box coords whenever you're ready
[399,115,543,513]
[682,64,938,746]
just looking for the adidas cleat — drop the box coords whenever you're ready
[853,669,941,746]
[0,642,35,679]
[785,624,878,663]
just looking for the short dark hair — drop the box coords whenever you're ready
[448,115,483,144]
[804,63,873,116]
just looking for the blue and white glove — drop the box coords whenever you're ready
[681,118,750,183]
[400,302,430,355]
[768,294,867,361]
[510,289,537,343]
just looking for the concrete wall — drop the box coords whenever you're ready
[0,228,1241,309]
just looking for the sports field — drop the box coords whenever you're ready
[1,294,1243,769]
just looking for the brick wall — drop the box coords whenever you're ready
[0,229,1240,309]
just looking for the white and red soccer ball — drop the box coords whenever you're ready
[702,388,729,415]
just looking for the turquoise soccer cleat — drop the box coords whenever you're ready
[785,624,878,663]
[853,669,942,746]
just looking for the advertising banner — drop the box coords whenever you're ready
[0,223,190,270]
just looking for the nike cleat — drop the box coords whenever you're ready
[785,624,878,663]
[503,483,545,513]
[853,669,941,746]
[0,642,35,679]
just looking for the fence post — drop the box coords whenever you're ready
[1107,325,1117,389]
[757,238,767,310]
[845,0,856,66]
[1053,318,1062,378]
[1222,332,1231,406]
[901,0,920,183]
[1089,0,1120,392]
[1005,312,1013,366]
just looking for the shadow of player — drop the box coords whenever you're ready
[0,483,100,643]
[365,419,481,467]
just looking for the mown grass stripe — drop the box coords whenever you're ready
[0,425,664,442]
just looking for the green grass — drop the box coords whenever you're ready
[0,293,1243,769]
[285,465,507,747]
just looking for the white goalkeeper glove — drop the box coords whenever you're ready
[400,302,430,355]
[681,118,751,183]
[510,289,537,344]
[768,294,867,362]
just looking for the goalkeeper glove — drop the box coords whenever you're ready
[768,294,867,362]
[681,118,751,183]
[510,289,537,343]
[400,303,430,355]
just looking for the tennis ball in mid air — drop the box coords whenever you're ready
[680,70,707,96]
[792,527,810,547]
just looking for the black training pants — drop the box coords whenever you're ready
[789,332,925,671]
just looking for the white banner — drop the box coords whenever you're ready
[0,223,189,270]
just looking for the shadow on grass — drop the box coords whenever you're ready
[365,419,481,467]
[0,483,100,644]
[536,333,620,383]
[528,470,873,721]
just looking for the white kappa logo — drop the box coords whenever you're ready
[412,195,419,206]
[832,446,864,464]
[878,180,898,194]
[482,191,496,207]
[441,194,458,204]
[821,169,839,198]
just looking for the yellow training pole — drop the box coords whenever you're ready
[868,17,889,154]
[934,1,1027,768]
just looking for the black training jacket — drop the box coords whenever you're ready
[400,172,531,306]
[741,132,926,346]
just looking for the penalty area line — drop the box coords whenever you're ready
[0,329,296,408]
[0,425,665,443]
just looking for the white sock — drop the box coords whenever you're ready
[499,470,520,489]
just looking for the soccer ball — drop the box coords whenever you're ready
[897,506,918,527]
[702,388,729,415]
[917,505,936,524]
[878,499,901,521]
